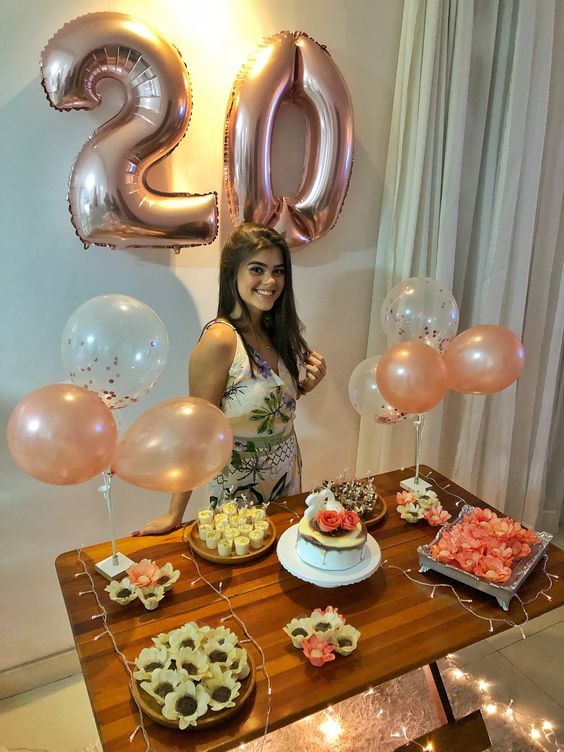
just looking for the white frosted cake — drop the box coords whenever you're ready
[296,489,367,571]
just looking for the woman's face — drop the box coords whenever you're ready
[236,245,286,317]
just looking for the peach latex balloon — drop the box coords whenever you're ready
[443,325,524,394]
[376,342,448,414]
[7,384,117,485]
[113,397,233,492]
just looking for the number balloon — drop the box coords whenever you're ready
[225,31,354,248]
[40,12,218,250]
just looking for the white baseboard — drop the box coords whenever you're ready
[0,648,81,700]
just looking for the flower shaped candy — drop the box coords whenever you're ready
[310,609,345,635]
[283,617,314,648]
[154,562,180,591]
[162,680,210,729]
[105,578,138,605]
[301,635,336,667]
[202,664,241,711]
[169,623,205,655]
[207,625,238,648]
[229,647,251,680]
[202,638,237,669]
[126,559,161,588]
[133,646,171,680]
[174,647,211,681]
[327,624,361,656]
[137,585,165,611]
[423,503,451,527]
[397,501,425,523]
[140,668,185,706]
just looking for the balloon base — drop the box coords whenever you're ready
[400,476,432,494]
[95,552,135,581]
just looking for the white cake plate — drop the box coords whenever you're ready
[277,525,381,588]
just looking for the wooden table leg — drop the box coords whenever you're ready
[393,662,491,752]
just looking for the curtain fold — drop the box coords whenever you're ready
[357,0,562,531]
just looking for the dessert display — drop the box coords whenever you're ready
[132,621,255,729]
[296,488,367,571]
[283,606,361,666]
[188,503,276,564]
[104,559,179,611]
[322,477,386,526]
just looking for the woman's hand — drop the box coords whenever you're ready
[299,349,327,395]
[131,511,182,537]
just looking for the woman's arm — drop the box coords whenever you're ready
[131,323,236,536]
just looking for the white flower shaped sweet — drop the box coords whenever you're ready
[152,631,172,650]
[140,668,186,706]
[174,647,211,681]
[137,585,165,610]
[162,680,210,729]
[169,623,204,655]
[202,638,237,668]
[327,625,361,655]
[154,562,180,591]
[397,502,425,523]
[202,664,241,711]
[416,491,439,510]
[229,646,250,679]
[283,617,314,648]
[133,646,171,680]
[207,625,238,648]
[310,610,345,635]
[105,578,138,605]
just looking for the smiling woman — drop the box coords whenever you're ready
[133,223,327,536]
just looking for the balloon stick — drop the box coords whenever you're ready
[414,414,425,484]
[94,469,134,580]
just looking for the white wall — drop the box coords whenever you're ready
[0,0,403,673]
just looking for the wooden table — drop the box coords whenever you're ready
[55,467,564,751]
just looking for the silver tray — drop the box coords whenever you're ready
[417,504,553,611]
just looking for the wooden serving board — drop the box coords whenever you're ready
[131,652,256,730]
[186,519,277,565]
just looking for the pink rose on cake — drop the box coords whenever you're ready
[341,510,361,531]
[317,509,344,532]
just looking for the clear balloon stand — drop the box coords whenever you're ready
[400,414,432,494]
[94,469,134,580]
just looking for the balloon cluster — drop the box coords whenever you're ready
[349,277,524,420]
[7,295,232,492]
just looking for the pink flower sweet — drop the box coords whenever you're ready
[341,510,361,531]
[395,491,417,507]
[312,606,346,623]
[473,556,512,584]
[126,559,161,588]
[423,504,451,527]
[317,509,344,533]
[301,635,336,667]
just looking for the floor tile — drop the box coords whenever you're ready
[500,620,564,707]
[462,652,564,731]
[486,604,564,651]
[0,674,99,752]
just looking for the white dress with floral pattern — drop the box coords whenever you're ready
[206,320,301,506]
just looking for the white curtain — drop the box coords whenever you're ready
[357,0,563,531]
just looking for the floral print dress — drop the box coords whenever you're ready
[207,320,302,506]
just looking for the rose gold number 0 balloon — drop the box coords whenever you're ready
[40,13,218,250]
[225,31,354,248]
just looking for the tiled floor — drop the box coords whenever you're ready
[2,536,563,752]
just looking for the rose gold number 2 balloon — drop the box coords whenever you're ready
[225,31,354,248]
[40,13,218,250]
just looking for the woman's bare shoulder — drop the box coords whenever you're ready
[191,321,237,366]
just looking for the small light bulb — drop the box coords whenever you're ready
[453,668,464,679]
[484,703,497,715]
[478,679,489,691]
[542,721,553,731]
[506,707,514,718]
[531,726,541,740]
[319,714,343,743]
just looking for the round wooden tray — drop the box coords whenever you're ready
[131,651,256,730]
[186,518,277,564]
[359,494,387,529]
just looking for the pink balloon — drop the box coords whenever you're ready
[7,384,118,485]
[113,397,233,492]
[443,325,525,394]
[41,13,218,250]
[376,342,448,414]
[225,31,354,248]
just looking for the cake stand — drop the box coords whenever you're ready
[277,525,381,588]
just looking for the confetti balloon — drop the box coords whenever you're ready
[61,295,169,409]
[381,277,459,353]
[348,356,410,424]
